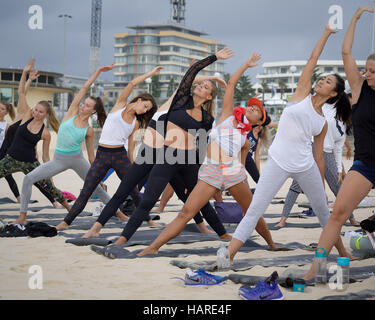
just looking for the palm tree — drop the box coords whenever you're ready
[278,79,287,100]
[167,78,175,97]
[261,81,269,103]
[151,75,161,98]
[311,67,323,94]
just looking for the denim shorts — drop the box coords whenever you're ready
[349,160,375,186]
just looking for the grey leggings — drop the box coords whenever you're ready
[233,156,330,243]
[20,152,110,213]
[281,151,354,220]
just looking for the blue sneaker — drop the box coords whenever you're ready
[302,209,316,217]
[239,272,284,300]
[184,269,227,286]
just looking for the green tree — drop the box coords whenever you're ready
[311,67,323,94]
[261,81,269,103]
[278,79,287,100]
[234,75,256,103]
[151,75,161,98]
[167,78,175,97]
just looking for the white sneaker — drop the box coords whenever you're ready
[92,203,105,217]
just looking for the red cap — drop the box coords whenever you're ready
[247,97,266,125]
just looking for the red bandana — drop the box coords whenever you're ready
[234,107,252,134]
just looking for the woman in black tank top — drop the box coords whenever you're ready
[0,59,70,225]
[304,6,375,281]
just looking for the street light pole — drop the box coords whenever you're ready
[58,14,72,75]
[290,65,297,94]
[145,77,152,94]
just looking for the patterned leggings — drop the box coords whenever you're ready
[0,154,65,204]
[64,146,141,225]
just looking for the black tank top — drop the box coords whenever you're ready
[352,80,375,166]
[0,120,22,159]
[165,55,216,135]
[7,118,45,163]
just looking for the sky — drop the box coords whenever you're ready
[0,0,373,83]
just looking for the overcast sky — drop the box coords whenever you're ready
[0,0,373,82]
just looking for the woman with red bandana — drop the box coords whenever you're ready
[138,52,279,256]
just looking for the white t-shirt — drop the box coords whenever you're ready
[322,104,346,173]
[268,95,326,173]
[0,120,7,149]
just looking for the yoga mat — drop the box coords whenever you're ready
[0,211,92,220]
[229,274,314,288]
[282,266,375,284]
[319,289,375,300]
[170,254,341,272]
[90,241,305,259]
[299,201,375,209]
[0,198,37,204]
[267,221,353,230]
[66,238,113,247]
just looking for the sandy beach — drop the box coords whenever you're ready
[0,133,374,301]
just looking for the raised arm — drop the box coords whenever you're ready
[342,7,374,104]
[220,52,261,121]
[193,75,227,89]
[17,59,35,116]
[170,48,234,111]
[291,23,337,102]
[64,63,115,122]
[112,66,163,114]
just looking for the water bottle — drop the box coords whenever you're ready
[314,248,327,286]
[217,242,230,271]
[336,257,350,291]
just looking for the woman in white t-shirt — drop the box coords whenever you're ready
[227,23,356,263]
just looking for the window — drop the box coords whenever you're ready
[1,72,12,81]
[14,73,22,81]
[38,75,47,84]
[47,77,55,85]
[280,67,288,74]
[0,88,12,102]
[324,67,333,72]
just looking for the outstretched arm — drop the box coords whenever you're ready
[112,66,163,113]
[64,63,115,122]
[17,59,35,116]
[170,48,234,111]
[291,23,337,102]
[342,7,373,104]
[220,52,261,121]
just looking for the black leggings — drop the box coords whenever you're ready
[64,146,141,225]
[96,145,206,226]
[120,148,227,241]
[245,153,259,183]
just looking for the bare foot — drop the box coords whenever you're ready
[151,207,163,214]
[114,236,127,245]
[82,230,100,238]
[12,213,27,225]
[274,222,286,229]
[52,202,63,209]
[197,223,215,234]
[55,221,69,230]
[137,246,158,257]
[302,269,315,281]
[147,220,161,227]
[219,233,232,241]
[116,211,129,221]
[349,218,360,227]
[16,196,21,203]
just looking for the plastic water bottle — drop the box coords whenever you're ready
[217,242,230,271]
[336,257,350,291]
[314,248,327,286]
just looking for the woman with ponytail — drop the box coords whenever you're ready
[138,52,280,256]
[224,23,355,266]
[55,67,161,230]
[13,62,120,225]
[304,7,375,281]
[275,76,360,228]
[0,59,70,225]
